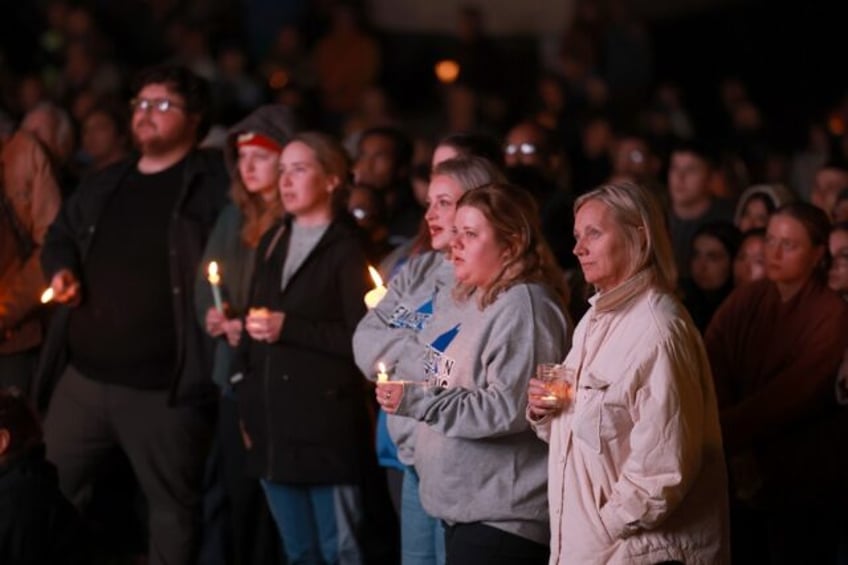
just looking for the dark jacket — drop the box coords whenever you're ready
[234,216,372,484]
[35,149,229,411]
[0,445,89,564]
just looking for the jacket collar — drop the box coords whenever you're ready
[264,214,358,262]
[591,269,653,313]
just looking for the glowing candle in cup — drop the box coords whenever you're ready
[40,288,54,304]
[207,261,224,313]
[377,362,389,383]
[536,363,574,409]
[364,266,387,309]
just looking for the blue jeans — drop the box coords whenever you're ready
[401,467,445,565]
[261,480,364,565]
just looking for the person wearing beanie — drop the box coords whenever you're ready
[194,104,297,565]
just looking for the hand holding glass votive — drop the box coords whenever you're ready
[535,363,575,411]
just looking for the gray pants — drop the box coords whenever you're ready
[44,365,213,565]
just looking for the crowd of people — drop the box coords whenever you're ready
[1,1,848,565]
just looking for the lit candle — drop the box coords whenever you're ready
[377,362,389,383]
[364,266,387,309]
[40,288,54,304]
[207,261,224,313]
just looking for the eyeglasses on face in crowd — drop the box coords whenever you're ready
[129,98,185,113]
[350,207,370,221]
[504,142,538,156]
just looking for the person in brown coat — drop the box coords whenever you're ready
[706,202,848,564]
[0,130,61,392]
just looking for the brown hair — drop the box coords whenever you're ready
[454,182,570,310]
[289,131,351,216]
[232,172,283,248]
[771,202,832,282]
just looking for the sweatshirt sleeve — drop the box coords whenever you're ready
[599,327,707,539]
[352,255,425,379]
[399,288,569,440]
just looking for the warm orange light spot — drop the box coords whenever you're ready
[435,60,460,84]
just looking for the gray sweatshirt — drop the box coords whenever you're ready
[396,282,571,544]
[352,250,455,464]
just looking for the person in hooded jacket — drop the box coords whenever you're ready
[194,104,297,565]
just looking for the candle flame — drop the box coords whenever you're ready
[377,362,388,383]
[208,261,220,285]
[368,266,384,288]
[40,287,54,303]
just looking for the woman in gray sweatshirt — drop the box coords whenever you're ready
[353,155,504,565]
[377,183,572,565]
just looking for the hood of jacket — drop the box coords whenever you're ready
[223,104,300,173]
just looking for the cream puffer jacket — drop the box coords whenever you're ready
[532,273,730,565]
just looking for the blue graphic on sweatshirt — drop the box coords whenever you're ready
[424,323,460,388]
[388,293,435,332]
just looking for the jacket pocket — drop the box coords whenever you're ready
[573,372,610,453]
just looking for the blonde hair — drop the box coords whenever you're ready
[431,155,506,190]
[455,183,570,310]
[575,181,677,291]
[408,156,505,255]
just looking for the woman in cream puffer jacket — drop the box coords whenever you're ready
[529,181,730,565]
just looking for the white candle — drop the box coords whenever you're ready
[364,266,387,309]
[377,362,389,383]
[207,261,224,313]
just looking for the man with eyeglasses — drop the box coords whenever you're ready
[502,120,576,272]
[37,64,228,565]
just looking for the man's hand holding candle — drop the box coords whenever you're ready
[50,269,81,306]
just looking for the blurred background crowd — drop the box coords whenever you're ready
[1,0,848,564]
